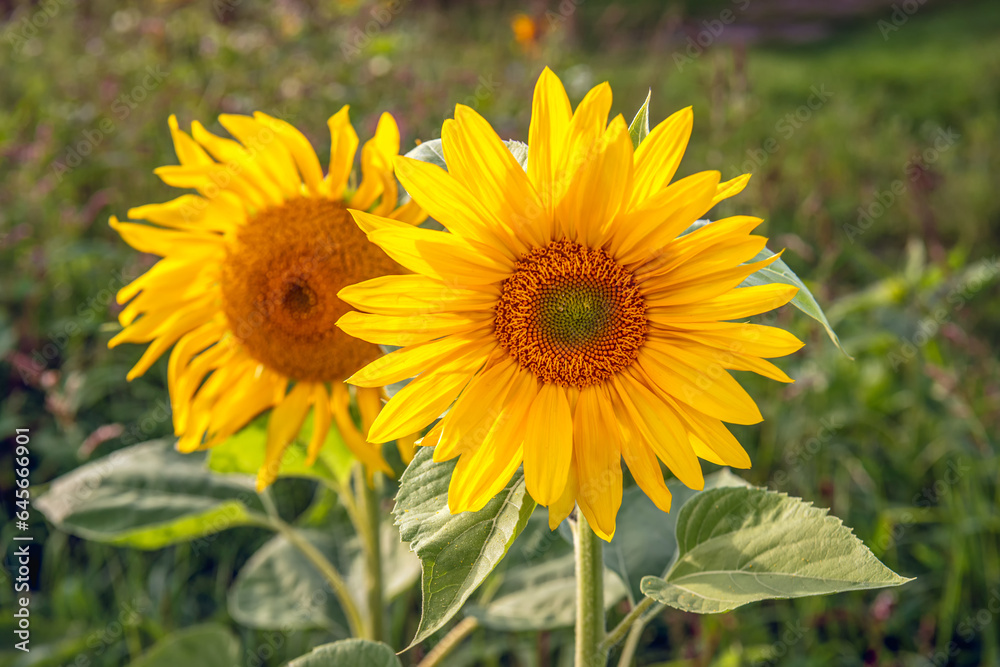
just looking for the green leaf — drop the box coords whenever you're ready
[606,469,750,603]
[628,89,652,148]
[37,440,268,549]
[404,138,446,171]
[741,247,852,358]
[228,519,417,633]
[228,528,358,633]
[127,624,240,667]
[287,639,401,667]
[640,487,911,613]
[466,514,627,631]
[207,414,355,483]
[393,447,536,648]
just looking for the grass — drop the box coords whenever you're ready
[1,0,998,665]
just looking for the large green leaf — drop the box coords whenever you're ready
[127,624,240,667]
[465,514,627,631]
[287,639,401,667]
[228,528,357,633]
[606,469,750,603]
[393,447,536,648]
[628,90,652,148]
[228,521,416,633]
[741,247,852,358]
[640,487,911,613]
[37,440,268,549]
[207,415,354,483]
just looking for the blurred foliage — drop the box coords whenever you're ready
[0,0,998,665]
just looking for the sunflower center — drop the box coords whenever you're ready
[494,239,647,388]
[221,197,400,383]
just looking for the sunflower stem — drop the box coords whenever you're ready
[355,466,385,643]
[602,596,657,654]
[416,617,480,667]
[267,515,365,639]
[574,516,608,667]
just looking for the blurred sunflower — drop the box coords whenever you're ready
[110,109,425,490]
[338,68,805,540]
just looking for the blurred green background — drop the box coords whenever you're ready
[1,0,998,665]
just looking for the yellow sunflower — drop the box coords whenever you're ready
[110,108,425,490]
[338,68,804,540]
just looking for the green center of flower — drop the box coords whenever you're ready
[536,281,615,347]
[494,239,648,388]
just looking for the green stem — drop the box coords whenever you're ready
[574,516,608,667]
[356,466,385,643]
[268,516,365,639]
[417,617,480,667]
[602,597,657,653]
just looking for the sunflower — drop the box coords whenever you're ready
[338,68,804,540]
[110,108,425,490]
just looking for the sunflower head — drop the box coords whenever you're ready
[110,107,425,489]
[338,68,805,540]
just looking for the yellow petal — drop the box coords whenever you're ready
[614,372,703,490]
[637,345,763,426]
[670,398,752,469]
[656,321,805,359]
[346,333,491,388]
[217,114,301,197]
[610,171,720,265]
[168,114,212,167]
[629,106,693,206]
[547,464,578,530]
[252,111,324,195]
[392,156,520,255]
[446,106,548,247]
[712,173,751,206]
[305,385,333,466]
[330,383,393,477]
[338,274,497,316]
[365,225,513,284]
[325,106,360,199]
[556,115,633,248]
[647,283,798,323]
[447,369,535,512]
[109,216,224,257]
[366,351,484,443]
[128,193,243,233]
[435,357,519,461]
[356,386,383,434]
[527,67,573,220]
[396,432,417,465]
[554,81,613,233]
[336,310,492,347]
[257,381,312,490]
[573,384,622,541]
[352,112,400,209]
[522,383,573,505]
[190,120,284,206]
